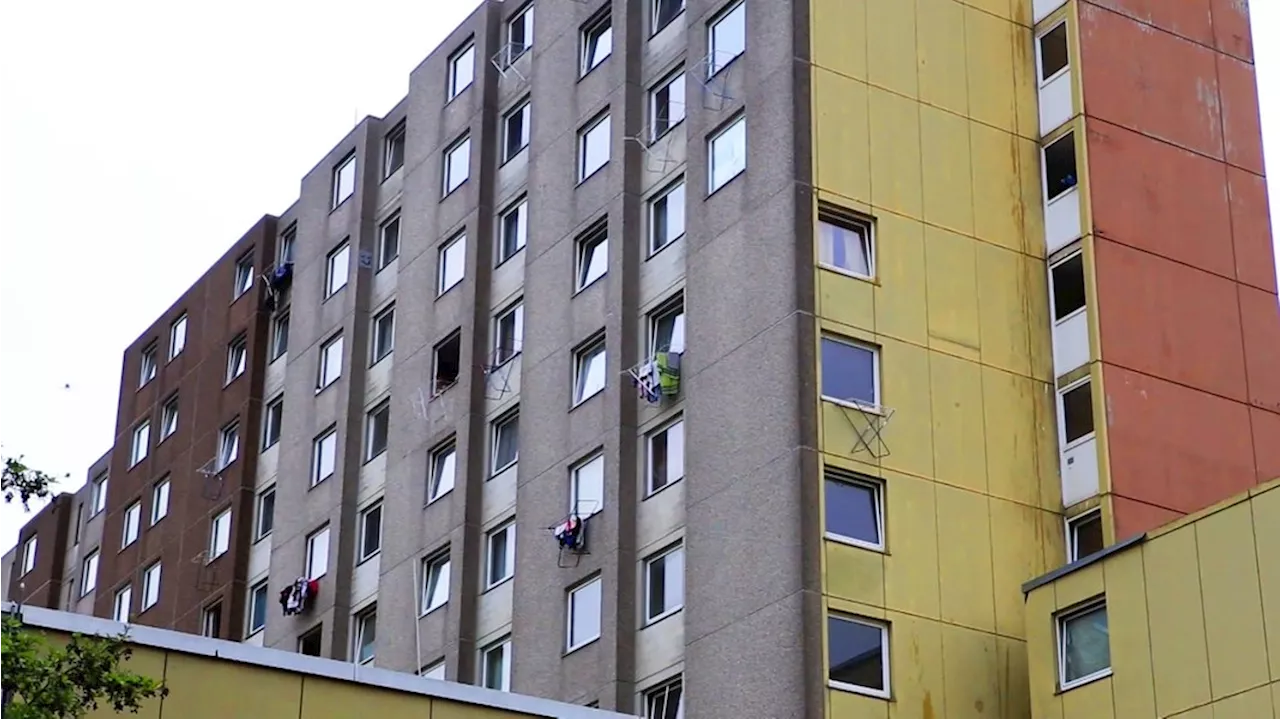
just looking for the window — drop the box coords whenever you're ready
[298,626,323,656]
[566,576,602,651]
[707,1,745,76]
[498,198,528,263]
[256,487,275,540]
[262,395,283,449]
[383,121,405,177]
[646,417,685,494]
[130,421,150,467]
[372,304,396,363]
[306,526,330,579]
[486,520,516,588]
[824,471,883,550]
[378,214,400,269]
[432,331,462,395]
[19,537,36,574]
[1057,600,1110,689]
[421,550,451,614]
[141,562,161,611]
[160,395,179,440]
[354,605,377,664]
[278,224,296,265]
[112,585,132,622]
[312,428,338,486]
[1066,509,1104,562]
[648,178,686,255]
[150,478,170,525]
[421,661,446,680]
[644,677,683,719]
[576,219,608,290]
[91,473,108,515]
[326,241,351,297]
[247,581,268,636]
[209,508,232,560]
[358,501,383,561]
[81,550,99,593]
[502,100,531,163]
[570,453,604,518]
[644,544,685,623]
[491,411,519,474]
[217,422,240,470]
[481,637,511,692]
[508,3,534,60]
[1050,253,1086,322]
[169,315,187,359]
[649,298,686,356]
[201,603,222,638]
[1059,379,1095,447]
[578,112,611,182]
[818,206,874,279]
[318,333,344,389]
[271,311,290,361]
[448,42,475,100]
[428,442,457,503]
[828,614,889,697]
[438,233,466,294]
[443,135,471,195]
[652,0,684,34]
[820,336,879,409]
[226,335,248,383]
[1043,132,1078,202]
[73,504,83,545]
[332,153,356,208]
[139,344,157,386]
[233,252,254,299]
[708,115,746,192]
[581,13,612,75]
[1038,22,1069,83]
[494,300,524,364]
[573,337,607,405]
[650,71,686,141]
[122,502,141,547]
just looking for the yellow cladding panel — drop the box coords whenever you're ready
[1253,484,1280,682]
[1060,678,1114,718]
[873,212,929,346]
[990,498,1058,638]
[813,70,871,203]
[1024,587,1062,719]
[84,647,167,719]
[976,242,1032,376]
[930,353,988,492]
[917,0,969,116]
[920,106,975,235]
[303,677,429,719]
[966,6,1019,132]
[826,539,886,607]
[811,0,866,81]
[869,87,924,219]
[881,468,942,619]
[940,623,1000,715]
[923,226,982,358]
[1196,501,1270,698]
[865,0,918,97]
[886,612,947,718]
[970,123,1023,253]
[1145,527,1213,715]
[157,653,303,717]
[1102,547,1157,718]
[830,689,890,719]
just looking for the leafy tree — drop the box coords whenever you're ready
[1,455,66,510]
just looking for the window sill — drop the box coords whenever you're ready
[437,281,462,300]
[1057,668,1111,694]
[494,246,525,270]
[707,167,745,199]
[315,380,340,396]
[500,146,528,168]
[828,680,889,701]
[822,396,883,416]
[648,120,684,147]
[419,602,447,619]
[705,53,743,83]
[564,636,600,656]
[370,352,392,368]
[330,197,353,214]
[356,550,381,567]
[571,387,604,410]
[576,163,608,187]
[442,180,469,200]
[573,274,606,297]
[642,606,683,628]
[818,262,877,284]
[643,476,684,501]
[646,234,684,262]
[425,488,454,507]
[483,575,513,594]
[823,532,886,554]
[490,460,517,479]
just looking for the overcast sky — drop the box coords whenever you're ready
[1,1,1278,554]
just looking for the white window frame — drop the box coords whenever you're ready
[326,241,351,298]
[91,473,108,515]
[572,336,607,406]
[566,575,603,652]
[208,508,232,561]
[383,121,405,178]
[497,197,528,263]
[1065,508,1103,563]
[491,411,520,475]
[648,296,686,356]
[112,585,132,622]
[246,580,268,636]
[201,604,221,638]
[576,220,608,291]
[428,442,457,504]
[501,100,531,163]
[1057,376,1095,450]
[643,543,685,624]
[160,395,179,440]
[447,42,475,100]
[378,213,400,270]
[708,114,746,193]
[706,0,745,77]
[354,604,377,664]
[507,3,534,60]
[1042,131,1078,204]
[1036,20,1070,86]
[443,134,472,196]
[651,0,685,35]
[278,224,296,265]
[823,471,885,551]
[578,112,612,182]
[438,232,466,295]
[318,333,344,390]
[81,550,99,594]
[1049,251,1087,325]
[372,304,396,364]
[332,153,356,209]
[819,336,881,411]
[168,315,187,359]
[20,536,37,574]
[580,12,612,76]
[817,206,876,280]
[312,427,338,486]
[141,562,162,611]
[122,502,141,547]
[139,344,158,386]
[648,177,686,256]
[271,311,289,361]
[480,637,512,692]
[645,417,685,495]
[649,70,686,141]
[1056,598,1112,690]
[150,478,170,525]
[827,614,890,699]
[130,421,150,467]
[262,395,283,450]
[570,452,605,519]
[485,520,516,589]
[644,677,684,719]
[420,550,451,615]
[421,660,446,680]
[217,421,240,470]
[358,501,383,562]
[306,526,330,580]
[494,300,524,365]
[226,335,248,384]
[255,486,275,540]
[233,252,254,299]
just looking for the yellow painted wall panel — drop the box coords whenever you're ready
[872,212,929,346]
[1196,502,1270,698]
[882,470,942,619]
[434,701,537,719]
[821,403,886,469]
[826,540,887,606]
[159,654,302,718]
[990,499,1051,639]
[1025,588,1063,719]
[917,0,969,116]
[996,637,1032,719]
[877,339,936,479]
[866,0,919,98]
[1051,562,1102,611]
[1010,24,1039,140]
[813,69,872,204]
[983,367,1043,506]
[302,676,436,719]
[812,0,866,81]
[1251,486,1280,682]
[83,647,166,719]
[1060,677,1115,719]
[885,612,947,719]
[940,623,1000,718]
[830,688,890,718]
[1016,138,1047,257]
[1101,548,1158,719]
[818,268,875,334]
[924,226,981,358]
[920,106,976,235]
[929,353,989,493]
[1021,255,1056,381]
[976,242,1033,377]
[869,87,924,220]
[936,485,997,632]
[1210,685,1277,719]
[970,123,1024,252]
[1144,528,1213,716]
[965,7,1018,133]
[965,0,1014,21]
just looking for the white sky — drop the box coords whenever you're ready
[0,1,1278,554]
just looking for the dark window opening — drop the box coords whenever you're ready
[434,332,462,395]
[1071,512,1104,560]
[1062,381,1094,444]
[1039,23,1069,81]
[1044,133,1078,202]
[298,625,323,656]
[1051,254,1086,322]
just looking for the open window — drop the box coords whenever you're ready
[433,331,462,396]
[1043,132,1078,203]
[1050,252,1086,323]
[1065,509,1103,562]
[818,205,874,279]
[1058,378,1095,448]
[1038,22,1069,83]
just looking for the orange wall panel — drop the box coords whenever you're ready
[1094,238,1248,403]
[1240,286,1280,413]
[1227,166,1278,293]
[1252,408,1280,483]
[1085,0,1215,48]
[1110,495,1181,540]
[1208,0,1254,61]
[1216,53,1266,175]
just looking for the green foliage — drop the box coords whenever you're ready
[1,455,67,510]
[1,616,168,718]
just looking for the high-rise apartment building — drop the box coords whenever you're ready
[5,0,1277,717]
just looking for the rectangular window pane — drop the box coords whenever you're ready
[823,472,882,549]
[708,115,746,192]
[819,337,877,407]
[827,615,888,695]
[567,576,602,649]
[1060,603,1110,686]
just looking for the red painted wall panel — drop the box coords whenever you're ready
[1209,0,1255,63]
[1253,408,1280,483]
[1227,166,1278,293]
[1217,53,1266,175]
[1085,0,1214,49]
[1240,285,1280,413]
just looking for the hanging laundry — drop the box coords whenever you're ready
[279,577,320,616]
[656,352,681,397]
[554,516,586,552]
